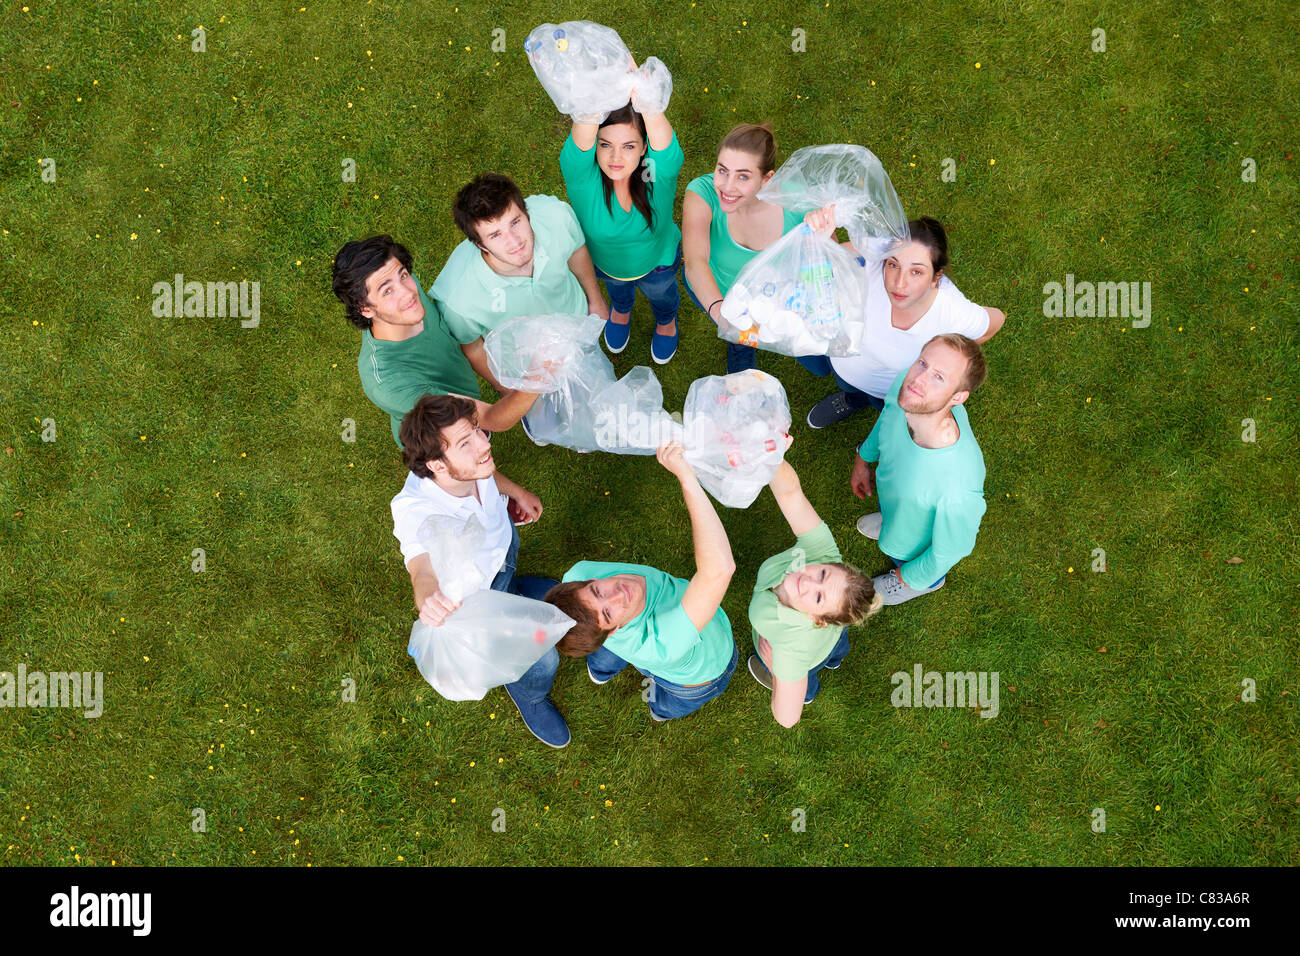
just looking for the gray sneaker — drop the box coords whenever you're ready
[806,391,860,429]
[747,654,773,690]
[872,570,945,606]
[856,512,883,540]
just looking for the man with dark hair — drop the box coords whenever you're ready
[430,174,609,440]
[543,442,739,722]
[390,393,568,747]
[332,234,539,447]
[851,334,989,606]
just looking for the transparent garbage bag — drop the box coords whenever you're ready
[683,370,792,509]
[407,591,576,702]
[484,314,618,453]
[591,365,683,455]
[524,21,637,124]
[415,512,502,603]
[630,56,673,114]
[756,143,909,261]
[717,223,868,357]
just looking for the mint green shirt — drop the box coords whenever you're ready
[357,276,482,447]
[858,372,987,588]
[748,522,844,683]
[563,560,734,686]
[430,194,588,345]
[559,131,684,280]
[683,173,803,297]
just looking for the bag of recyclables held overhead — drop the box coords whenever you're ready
[682,371,792,509]
[406,513,574,702]
[525,22,673,122]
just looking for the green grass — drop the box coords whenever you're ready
[0,0,1296,866]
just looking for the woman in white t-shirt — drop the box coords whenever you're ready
[798,215,1006,428]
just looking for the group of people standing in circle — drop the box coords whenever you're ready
[329,62,1006,749]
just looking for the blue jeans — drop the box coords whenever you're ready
[684,280,757,374]
[595,243,682,327]
[490,525,559,704]
[803,628,850,703]
[586,641,740,720]
[796,354,885,411]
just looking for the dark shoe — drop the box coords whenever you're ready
[806,391,860,430]
[519,415,550,448]
[504,686,571,748]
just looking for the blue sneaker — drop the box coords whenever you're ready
[519,415,549,448]
[503,686,571,748]
[651,322,678,365]
[604,312,631,354]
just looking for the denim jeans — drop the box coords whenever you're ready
[684,280,757,374]
[490,524,559,704]
[803,628,850,703]
[796,354,885,411]
[586,641,740,720]
[594,243,682,327]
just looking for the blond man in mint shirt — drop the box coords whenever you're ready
[852,334,989,605]
[430,173,608,390]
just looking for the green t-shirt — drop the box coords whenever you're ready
[559,130,684,280]
[430,194,588,346]
[357,276,482,448]
[683,173,803,297]
[748,522,844,683]
[858,372,987,588]
[563,560,734,686]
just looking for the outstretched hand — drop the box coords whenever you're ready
[419,590,462,627]
[656,440,696,482]
[803,204,837,236]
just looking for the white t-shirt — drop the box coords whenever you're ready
[390,472,513,585]
[831,265,990,398]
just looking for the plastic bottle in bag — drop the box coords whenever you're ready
[683,371,791,509]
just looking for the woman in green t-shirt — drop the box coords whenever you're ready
[748,459,882,728]
[682,122,803,374]
[560,82,685,364]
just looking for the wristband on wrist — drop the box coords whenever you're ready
[707,298,723,317]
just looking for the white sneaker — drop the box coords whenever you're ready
[872,570,945,606]
[856,512,883,540]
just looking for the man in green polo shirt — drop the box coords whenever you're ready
[332,234,540,447]
[430,173,609,390]
[851,333,989,605]
[542,442,739,721]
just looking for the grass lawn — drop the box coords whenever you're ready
[0,0,1296,866]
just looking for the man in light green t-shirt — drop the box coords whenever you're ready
[544,442,739,722]
[332,234,540,447]
[747,460,880,728]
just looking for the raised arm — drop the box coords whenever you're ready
[461,337,506,392]
[768,460,822,538]
[571,119,599,152]
[657,441,735,632]
[682,191,724,326]
[475,391,539,434]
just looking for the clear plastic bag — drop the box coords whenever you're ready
[484,314,619,453]
[484,313,607,394]
[407,591,575,702]
[524,21,637,124]
[416,513,505,603]
[683,371,792,509]
[630,56,672,114]
[591,366,683,454]
[757,143,909,261]
[718,223,868,357]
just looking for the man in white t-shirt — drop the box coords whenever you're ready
[390,393,569,748]
[798,215,1006,429]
